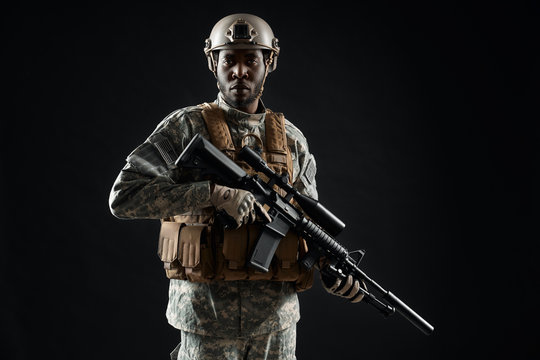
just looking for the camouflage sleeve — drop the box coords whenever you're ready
[109,108,213,219]
[284,120,318,201]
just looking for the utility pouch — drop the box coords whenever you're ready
[178,225,212,283]
[158,221,213,281]
[272,231,301,282]
[221,227,249,280]
[158,221,186,280]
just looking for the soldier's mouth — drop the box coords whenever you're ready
[231,83,250,90]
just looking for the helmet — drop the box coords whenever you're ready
[204,13,280,74]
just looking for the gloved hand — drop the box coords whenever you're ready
[320,271,366,303]
[210,184,270,228]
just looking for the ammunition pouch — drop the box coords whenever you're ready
[157,218,314,291]
[158,220,214,283]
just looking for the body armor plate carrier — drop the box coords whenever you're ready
[157,103,314,291]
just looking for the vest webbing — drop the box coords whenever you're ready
[200,102,293,183]
[200,103,235,153]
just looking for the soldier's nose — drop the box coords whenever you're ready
[232,65,248,79]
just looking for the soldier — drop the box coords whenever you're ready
[109,13,364,360]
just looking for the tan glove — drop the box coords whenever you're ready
[321,272,366,303]
[210,184,269,228]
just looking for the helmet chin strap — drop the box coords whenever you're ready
[257,51,274,99]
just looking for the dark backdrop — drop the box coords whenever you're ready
[2,2,537,359]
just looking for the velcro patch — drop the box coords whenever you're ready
[302,156,316,185]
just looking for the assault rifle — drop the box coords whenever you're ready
[176,133,434,335]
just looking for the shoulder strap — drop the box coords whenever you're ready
[264,109,288,155]
[264,109,294,184]
[200,102,235,153]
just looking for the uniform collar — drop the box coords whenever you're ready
[215,92,266,126]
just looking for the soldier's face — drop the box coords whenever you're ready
[216,49,266,111]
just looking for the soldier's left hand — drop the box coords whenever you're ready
[320,272,366,303]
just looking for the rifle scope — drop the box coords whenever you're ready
[239,146,346,236]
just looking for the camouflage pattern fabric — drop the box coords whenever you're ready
[109,94,317,219]
[109,93,318,340]
[170,326,297,360]
[166,280,299,337]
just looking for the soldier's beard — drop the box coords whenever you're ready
[220,80,264,111]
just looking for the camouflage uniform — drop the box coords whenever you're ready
[109,93,318,359]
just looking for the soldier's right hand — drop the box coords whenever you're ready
[210,184,269,228]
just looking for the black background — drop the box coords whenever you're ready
[2,1,537,359]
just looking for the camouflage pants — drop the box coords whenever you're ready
[170,326,296,360]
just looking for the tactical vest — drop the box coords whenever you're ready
[157,103,314,292]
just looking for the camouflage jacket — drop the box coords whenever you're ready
[109,93,318,337]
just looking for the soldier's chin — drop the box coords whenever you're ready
[227,92,255,108]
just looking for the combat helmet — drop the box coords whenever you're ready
[204,13,280,74]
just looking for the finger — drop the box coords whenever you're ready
[246,195,256,222]
[344,279,361,299]
[254,201,272,223]
[239,193,254,212]
[350,291,365,303]
[327,277,342,293]
[238,203,248,215]
[351,280,367,303]
[243,192,255,207]
[237,208,249,225]
[246,197,255,212]
[249,208,256,223]
[335,275,354,296]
